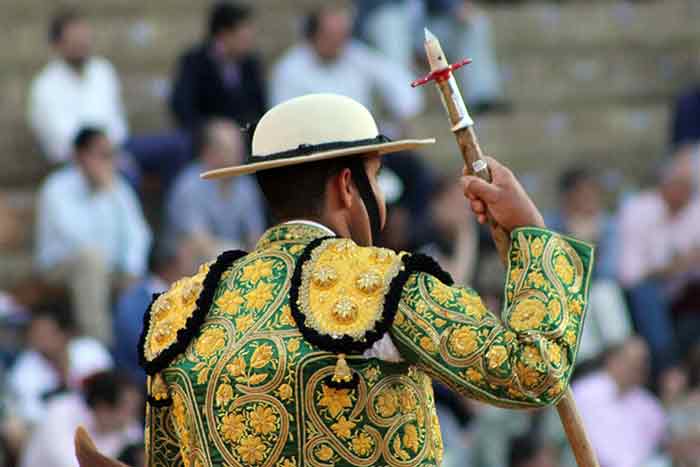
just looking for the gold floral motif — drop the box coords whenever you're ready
[403,424,420,453]
[355,270,382,293]
[466,367,484,383]
[241,259,274,283]
[517,362,542,388]
[363,366,381,383]
[351,431,374,456]
[554,254,574,285]
[509,298,546,331]
[330,416,355,438]
[311,265,338,288]
[393,436,410,460]
[548,342,562,366]
[250,344,273,369]
[316,445,334,462]
[277,383,293,401]
[547,381,565,398]
[530,237,545,257]
[376,389,398,417]
[181,281,203,305]
[419,336,437,353]
[194,326,226,358]
[318,385,352,418]
[564,329,577,347]
[434,318,446,327]
[227,356,246,377]
[221,412,245,442]
[528,272,546,289]
[245,282,274,310]
[249,405,278,435]
[332,297,358,324]
[279,305,296,326]
[569,296,583,315]
[548,299,561,320]
[399,388,417,412]
[286,338,300,353]
[235,315,254,333]
[215,384,233,406]
[449,327,478,356]
[430,282,454,304]
[510,267,523,283]
[486,345,509,369]
[149,373,169,401]
[394,311,405,326]
[522,346,543,366]
[277,457,297,467]
[237,435,266,464]
[172,393,193,461]
[216,290,245,315]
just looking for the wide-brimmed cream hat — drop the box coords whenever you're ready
[201,93,435,179]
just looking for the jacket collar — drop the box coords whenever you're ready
[255,221,335,250]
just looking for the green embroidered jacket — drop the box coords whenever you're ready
[139,222,594,467]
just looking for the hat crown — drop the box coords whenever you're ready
[252,94,379,158]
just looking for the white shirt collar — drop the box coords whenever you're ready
[283,220,335,236]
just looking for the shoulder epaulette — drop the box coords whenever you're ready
[138,250,247,377]
[289,237,453,387]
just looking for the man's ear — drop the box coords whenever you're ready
[329,167,354,210]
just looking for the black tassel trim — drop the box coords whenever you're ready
[325,372,360,390]
[138,250,248,376]
[146,394,173,408]
[405,253,454,286]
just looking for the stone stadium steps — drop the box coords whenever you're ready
[1,0,699,288]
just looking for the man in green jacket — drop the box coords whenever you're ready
[93,92,594,467]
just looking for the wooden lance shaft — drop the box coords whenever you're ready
[419,28,600,467]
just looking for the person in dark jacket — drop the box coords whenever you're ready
[170,2,267,131]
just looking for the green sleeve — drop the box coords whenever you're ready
[390,227,594,408]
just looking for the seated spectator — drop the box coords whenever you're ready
[19,370,142,467]
[28,8,191,186]
[425,0,509,113]
[422,176,479,286]
[35,127,152,344]
[354,0,415,69]
[573,336,666,467]
[113,236,195,384]
[509,433,559,467]
[618,154,700,372]
[670,82,700,151]
[7,306,113,427]
[546,165,631,362]
[270,3,423,133]
[171,2,266,131]
[165,120,265,259]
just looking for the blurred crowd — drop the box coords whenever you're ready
[0,1,699,467]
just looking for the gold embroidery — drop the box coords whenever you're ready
[144,265,210,362]
[554,254,574,285]
[449,327,478,356]
[530,237,544,257]
[249,406,278,435]
[316,445,334,461]
[508,298,546,331]
[351,431,374,455]
[237,436,266,464]
[277,383,293,401]
[298,238,402,340]
[216,290,244,315]
[215,384,233,406]
[241,259,274,283]
[194,327,226,358]
[403,424,420,452]
[486,345,509,369]
[330,416,356,438]
[221,412,245,442]
[245,282,274,309]
[250,345,273,369]
[318,385,353,418]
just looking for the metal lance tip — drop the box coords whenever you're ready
[424,27,437,42]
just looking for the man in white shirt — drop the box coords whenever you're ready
[8,307,113,427]
[28,8,192,186]
[35,127,152,344]
[270,4,423,132]
[20,371,142,467]
[28,9,127,164]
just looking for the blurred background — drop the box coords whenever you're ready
[1,0,700,466]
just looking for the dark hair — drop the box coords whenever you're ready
[83,370,132,409]
[304,2,349,40]
[256,156,359,221]
[73,126,105,152]
[208,2,252,38]
[49,7,84,44]
[508,433,544,467]
[31,304,75,333]
[147,235,181,273]
[558,165,597,196]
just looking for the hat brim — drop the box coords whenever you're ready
[200,138,435,179]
